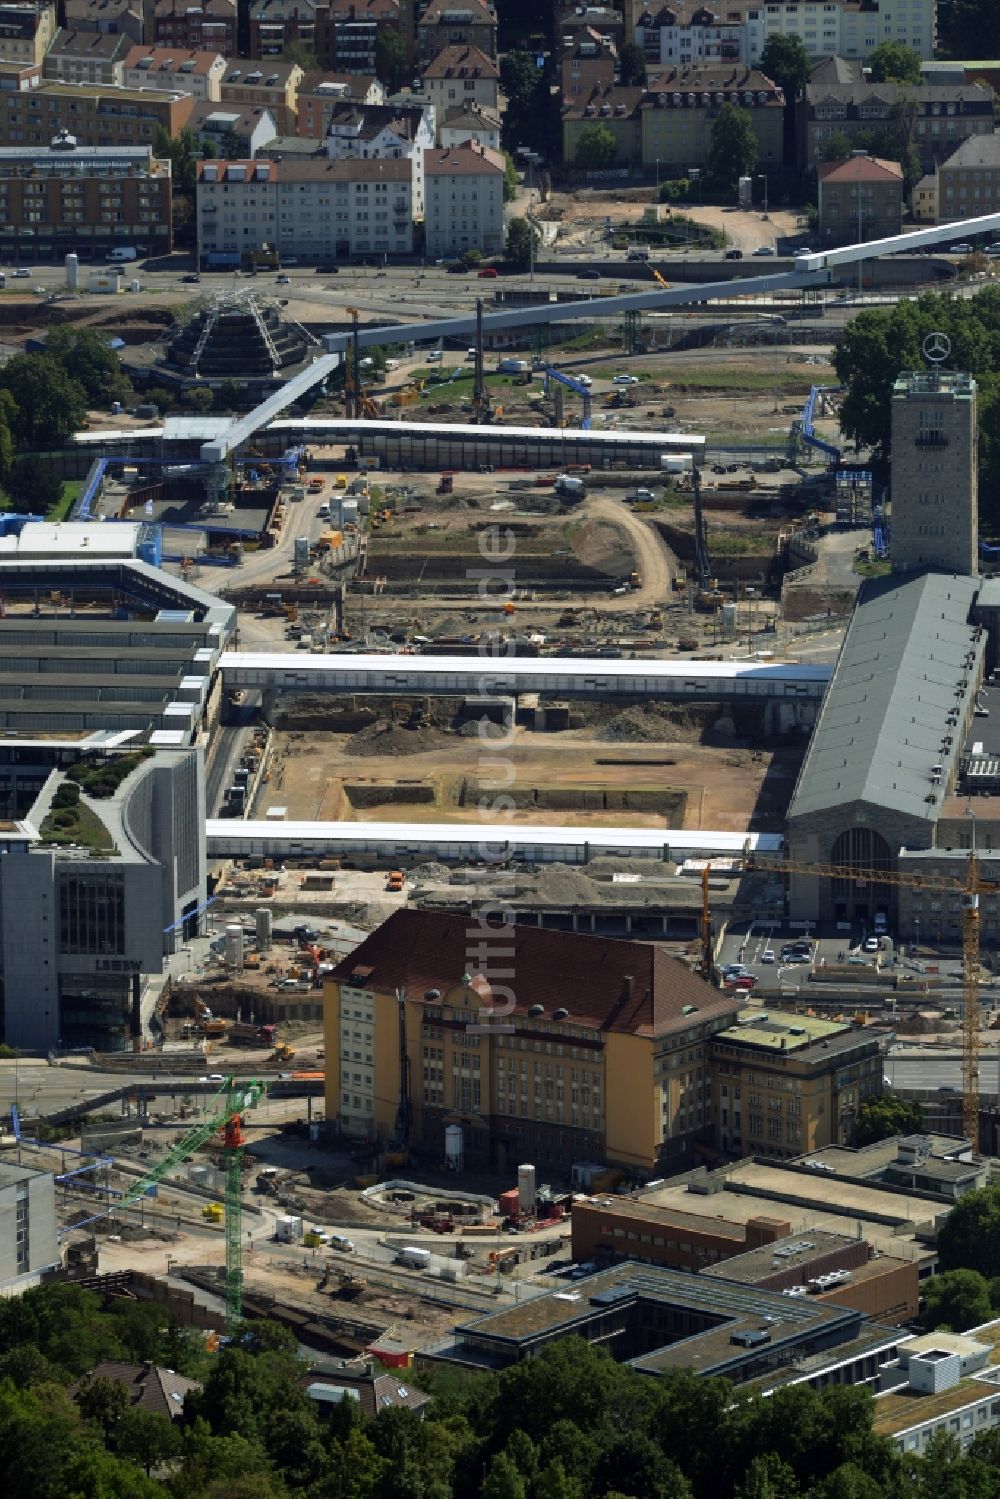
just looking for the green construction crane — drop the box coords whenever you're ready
[106,1076,267,1334]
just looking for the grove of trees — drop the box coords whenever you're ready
[4,1279,1000,1498]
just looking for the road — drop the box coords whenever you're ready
[585,493,676,608]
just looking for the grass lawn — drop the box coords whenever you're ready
[40,802,118,855]
[47,479,82,521]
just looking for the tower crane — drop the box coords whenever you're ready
[746,852,1000,1144]
[66,1077,267,1334]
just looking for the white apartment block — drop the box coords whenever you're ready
[423,141,504,259]
[197,156,415,263]
[324,103,433,217]
[635,0,936,67]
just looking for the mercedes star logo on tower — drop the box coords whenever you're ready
[922,331,952,364]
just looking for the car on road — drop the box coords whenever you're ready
[761,948,775,963]
[277,273,290,284]
[426,349,443,361]
[12,267,30,278]
[724,248,743,260]
[612,373,639,385]
[722,964,750,979]
[575,373,593,386]
[182,273,201,283]
[578,268,601,279]
[949,243,973,254]
[863,936,879,953]
[729,975,757,991]
[199,1074,225,1083]
[752,245,776,256]
[477,266,498,278]
[782,950,812,964]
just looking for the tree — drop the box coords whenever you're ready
[116,1406,181,1475]
[500,50,547,153]
[481,1453,527,1499]
[941,0,1000,58]
[220,129,243,160]
[374,28,407,93]
[867,42,923,84]
[503,151,519,203]
[74,1374,131,1445]
[938,1181,1000,1277]
[853,1094,923,1145]
[504,216,540,270]
[921,1269,994,1332]
[818,131,856,162]
[0,354,87,448]
[707,104,758,190]
[4,455,63,516]
[758,35,811,101]
[618,42,647,88]
[45,327,129,407]
[153,124,202,195]
[574,122,617,170]
[281,40,317,70]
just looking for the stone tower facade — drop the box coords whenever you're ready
[890,366,978,577]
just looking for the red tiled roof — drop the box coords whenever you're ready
[817,154,904,183]
[330,909,738,1037]
[423,43,499,79]
[70,1362,199,1420]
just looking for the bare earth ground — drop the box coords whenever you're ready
[261,724,781,833]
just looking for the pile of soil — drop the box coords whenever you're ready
[596,703,715,743]
[344,720,452,757]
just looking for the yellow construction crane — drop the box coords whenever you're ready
[746,852,1000,1144]
[651,267,671,290]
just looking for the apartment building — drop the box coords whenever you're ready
[563,83,643,167]
[197,154,415,264]
[65,0,144,42]
[440,100,500,149]
[560,25,617,99]
[927,133,1000,226]
[295,68,385,137]
[802,82,994,174]
[220,58,303,133]
[0,1165,57,1293]
[123,45,226,100]
[187,99,277,154]
[248,0,317,59]
[154,0,237,54]
[640,63,783,172]
[0,132,172,255]
[417,0,497,67]
[324,101,432,212]
[323,909,741,1174]
[0,81,193,148]
[43,29,129,86]
[424,139,503,257]
[422,43,499,113]
[321,0,402,74]
[817,151,903,246]
[630,0,936,68]
[710,1011,883,1158]
[0,4,55,65]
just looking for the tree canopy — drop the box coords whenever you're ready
[5,1281,1000,1497]
[500,50,550,153]
[758,35,811,101]
[920,1269,996,1333]
[937,1180,1000,1278]
[574,122,617,170]
[618,42,647,88]
[867,42,923,84]
[940,0,1000,58]
[505,215,540,270]
[374,27,407,93]
[707,104,758,190]
[853,1095,923,1146]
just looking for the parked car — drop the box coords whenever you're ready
[752,245,776,256]
[12,267,30,278]
[863,936,879,953]
[612,373,639,385]
[761,948,775,963]
[576,373,593,387]
[426,349,443,362]
[724,248,743,260]
[949,243,973,254]
[277,273,290,284]
[182,272,201,283]
[578,268,601,279]
[477,266,499,278]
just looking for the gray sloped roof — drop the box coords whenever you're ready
[787,572,982,825]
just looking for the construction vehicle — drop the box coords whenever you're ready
[228,1022,278,1047]
[437,473,455,494]
[651,267,671,290]
[629,571,642,589]
[745,851,1000,1144]
[271,1044,295,1062]
[202,1202,224,1223]
[256,1168,280,1195]
[387,869,404,893]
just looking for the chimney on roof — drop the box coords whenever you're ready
[623,974,634,1003]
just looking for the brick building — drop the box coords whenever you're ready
[153,0,236,54]
[416,0,496,67]
[0,81,193,148]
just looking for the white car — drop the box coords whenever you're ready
[576,373,593,387]
[612,373,639,385]
[761,948,775,963]
[863,937,879,953]
[426,349,443,362]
